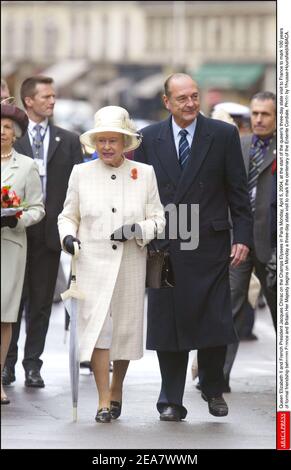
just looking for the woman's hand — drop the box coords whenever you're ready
[1,216,18,228]
[63,235,81,255]
[110,223,142,242]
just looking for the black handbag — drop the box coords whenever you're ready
[146,242,175,289]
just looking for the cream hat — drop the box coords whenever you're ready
[80,106,142,154]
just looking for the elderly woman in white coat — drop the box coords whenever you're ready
[58,106,165,423]
[1,103,45,404]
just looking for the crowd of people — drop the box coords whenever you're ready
[1,74,276,423]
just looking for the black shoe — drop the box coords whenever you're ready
[195,382,201,391]
[196,381,231,393]
[80,361,92,371]
[241,333,258,341]
[2,366,16,386]
[1,396,10,405]
[110,401,122,419]
[95,407,111,423]
[201,393,228,417]
[159,405,183,422]
[25,369,45,388]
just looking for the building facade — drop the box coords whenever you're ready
[1,1,276,118]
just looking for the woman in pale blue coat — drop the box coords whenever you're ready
[1,103,45,404]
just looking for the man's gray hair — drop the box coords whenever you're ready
[252,91,276,109]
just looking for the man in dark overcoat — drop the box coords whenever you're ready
[2,76,83,388]
[224,91,277,389]
[134,73,253,421]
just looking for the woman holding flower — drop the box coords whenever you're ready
[58,106,165,423]
[1,103,45,404]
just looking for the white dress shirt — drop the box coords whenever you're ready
[171,117,197,159]
[28,118,50,199]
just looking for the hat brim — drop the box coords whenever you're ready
[1,104,29,136]
[80,127,142,154]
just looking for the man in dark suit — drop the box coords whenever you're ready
[134,73,253,421]
[2,76,83,387]
[224,92,277,388]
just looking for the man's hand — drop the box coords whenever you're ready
[230,244,249,267]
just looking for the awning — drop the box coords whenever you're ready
[41,60,89,89]
[194,64,264,90]
[132,73,164,99]
[97,77,132,100]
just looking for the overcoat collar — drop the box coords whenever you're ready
[174,113,213,203]
[153,114,213,203]
[153,115,182,187]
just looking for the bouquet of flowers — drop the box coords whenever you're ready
[1,185,26,218]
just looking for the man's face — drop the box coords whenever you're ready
[25,83,56,120]
[163,77,200,128]
[250,98,276,139]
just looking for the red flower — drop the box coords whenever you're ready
[131,168,138,180]
[1,185,26,216]
[271,159,277,175]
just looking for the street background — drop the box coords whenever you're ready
[1,0,277,451]
[1,1,276,129]
[1,295,275,449]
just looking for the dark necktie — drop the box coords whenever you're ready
[32,124,44,161]
[178,129,190,170]
[248,138,265,212]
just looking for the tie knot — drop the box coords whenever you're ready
[179,129,188,138]
[34,124,42,133]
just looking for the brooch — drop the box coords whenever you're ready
[131,168,138,180]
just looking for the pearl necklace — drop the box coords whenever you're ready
[1,151,13,160]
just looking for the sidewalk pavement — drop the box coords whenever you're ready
[1,299,276,450]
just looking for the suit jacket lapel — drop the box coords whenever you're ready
[241,135,252,174]
[15,133,34,159]
[241,134,276,176]
[174,113,213,204]
[47,125,61,163]
[153,117,181,187]
[260,137,276,174]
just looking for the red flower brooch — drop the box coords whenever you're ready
[131,168,138,180]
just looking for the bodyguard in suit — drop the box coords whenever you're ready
[3,76,83,388]
[224,92,277,388]
[134,73,253,421]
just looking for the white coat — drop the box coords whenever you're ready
[58,158,165,362]
[1,150,45,322]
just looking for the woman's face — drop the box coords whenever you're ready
[95,132,125,167]
[1,117,14,150]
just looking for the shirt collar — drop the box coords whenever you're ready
[172,117,197,140]
[252,132,275,147]
[28,118,49,133]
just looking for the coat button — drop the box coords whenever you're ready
[112,244,117,250]
[111,175,116,180]
[112,208,117,213]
